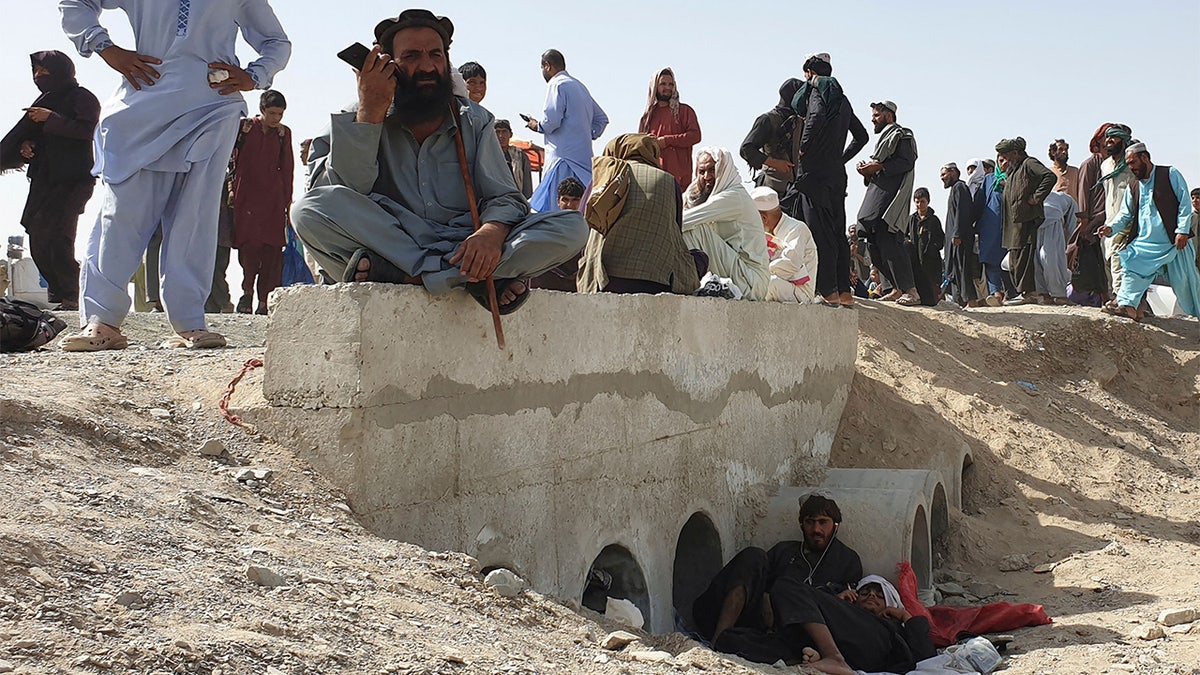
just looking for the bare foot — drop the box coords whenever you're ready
[498,279,527,308]
[882,289,902,302]
[353,255,371,282]
[806,655,854,675]
[801,647,819,664]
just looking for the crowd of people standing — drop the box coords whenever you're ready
[3,4,1196,355]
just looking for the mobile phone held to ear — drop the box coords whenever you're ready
[337,42,371,69]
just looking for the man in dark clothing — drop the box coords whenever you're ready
[740,78,803,199]
[996,137,1057,305]
[855,101,921,306]
[692,495,863,674]
[788,55,869,307]
[940,163,979,307]
[1070,123,1114,303]
[0,51,100,311]
[907,187,943,305]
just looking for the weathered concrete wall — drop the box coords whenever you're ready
[253,284,857,632]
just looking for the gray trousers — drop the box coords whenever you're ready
[291,185,588,293]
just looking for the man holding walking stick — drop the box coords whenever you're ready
[292,9,587,320]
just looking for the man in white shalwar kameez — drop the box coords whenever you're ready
[58,0,290,350]
[682,147,770,300]
[752,186,818,303]
[1036,190,1076,303]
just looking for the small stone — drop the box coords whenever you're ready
[629,650,672,664]
[198,439,226,456]
[605,597,644,629]
[148,408,171,419]
[1157,608,1196,627]
[902,340,916,353]
[1112,511,1134,520]
[937,582,965,596]
[0,659,13,673]
[246,565,286,587]
[1130,623,1165,641]
[483,568,526,597]
[1085,353,1119,388]
[999,554,1030,572]
[28,566,59,588]
[599,630,640,650]
[259,620,285,636]
[1101,542,1128,556]
[1032,562,1056,574]
[115,591,146,609]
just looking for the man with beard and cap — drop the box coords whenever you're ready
[577,134,703,295]
[494,119,532,198]
[855,101,922,307]
[940,162,980,307]
[1097,124,1135,302]
[790,54,870,307]
[1048,139,1078,196]
[525,49,608,213]
[681,147,770,300]
[740,78,803,199]
[1069,123,1116,305]
[995,137,1057,305]
[1098,143,1199,319]
[57,0,291,351]
[0,51,100,312]
[292,10,588,315]
[691,495,864,674]
[752,186,818,303]
[638,67,701,190]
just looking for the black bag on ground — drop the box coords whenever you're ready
[1,298,67,352]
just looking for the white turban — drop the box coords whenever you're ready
[751,186,780,211]
[1125,142,1148,156]
[857,575,904,609]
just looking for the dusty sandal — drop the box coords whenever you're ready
[464,278,530,316]
[342,248,408,284]
[61,325,128,352]
[165,330,227,349]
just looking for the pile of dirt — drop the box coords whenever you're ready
[1,303,1197,674]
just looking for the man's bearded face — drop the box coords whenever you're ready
[696,154,717,202]
[390,28,453,126]
[870,108,891,134]
[655,75,676,102]
[1051,141,1069,163]
[1104,135,1127,158]
[1127,152,1152,180]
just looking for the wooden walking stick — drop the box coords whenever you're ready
[450,102,505,350]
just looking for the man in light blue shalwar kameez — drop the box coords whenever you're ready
[524,50,608,213]
[1098,142,1200,319]
[58,0,290,350]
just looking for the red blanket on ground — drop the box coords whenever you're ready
[896,562,1052,647]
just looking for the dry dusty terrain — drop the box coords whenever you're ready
[1,301,1197,675]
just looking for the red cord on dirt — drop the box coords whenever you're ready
[220,358,263,427]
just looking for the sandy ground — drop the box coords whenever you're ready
[1,300,1197,675]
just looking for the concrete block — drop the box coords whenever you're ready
[256,284,857,632]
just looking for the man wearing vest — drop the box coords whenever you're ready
[1097,142,1199,319]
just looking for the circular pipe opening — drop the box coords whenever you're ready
[911,504,931,589]
[582,544,651,626]
[930,483,949,567]
[672,512,723,629]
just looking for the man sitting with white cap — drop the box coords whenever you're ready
[752,186,819,303]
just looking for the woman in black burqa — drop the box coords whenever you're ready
[0,51,101,310]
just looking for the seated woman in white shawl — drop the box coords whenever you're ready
[682,147,770,300]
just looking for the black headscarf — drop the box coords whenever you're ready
[775,78,804,116]
[1,51,95,181]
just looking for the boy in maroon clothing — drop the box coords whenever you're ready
[231,89,293,314]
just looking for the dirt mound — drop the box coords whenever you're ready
[1,305,1197,674]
